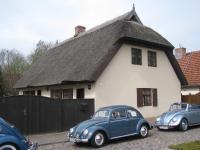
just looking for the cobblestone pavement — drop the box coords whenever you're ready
[37,127,200,150]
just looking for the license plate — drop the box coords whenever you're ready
[69,138,76,142]
[159,126,168,129]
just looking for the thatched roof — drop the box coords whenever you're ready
[15,8,187,89]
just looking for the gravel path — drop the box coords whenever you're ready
[37,126,200,150]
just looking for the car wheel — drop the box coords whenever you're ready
[139,125,148,138]
[179,118,188,131]
[91,131,106,148]
[74,142,81,146]
[0,144,18,150]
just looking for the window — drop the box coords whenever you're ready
[23,90,35,96]
[127,109,137,118]
[50,89,62,99]
[148,51,157,67]
[111,109,126,119]
[63,89,73,99]
[76,88,84,99]
[37,90,41,96]
[137,88,157,107]
[132,48,142,65]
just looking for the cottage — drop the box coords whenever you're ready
[15,5,187,117]
[176,48,200,95]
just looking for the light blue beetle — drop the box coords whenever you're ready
[155,102,200,131]
[68,105,152,147]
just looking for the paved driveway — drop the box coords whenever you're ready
[35,126,200,150]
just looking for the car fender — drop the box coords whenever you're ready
[86,125,110,140]
[0,134,26,150]
[136,119,152,134]
[169,114,188,126]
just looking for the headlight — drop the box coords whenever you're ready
[69,128,74,133]
[156,117,161,122]
[83,129,89,136]
[172,117,177,122]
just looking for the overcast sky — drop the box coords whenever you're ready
[0,0,200,56]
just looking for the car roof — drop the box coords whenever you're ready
[99,105,134,110]
[172,102,189,105]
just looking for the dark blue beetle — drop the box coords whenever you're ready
[0,117,37,150]
[68,105,152,147]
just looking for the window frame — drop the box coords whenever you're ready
[110,108,127,120]
[62,89,73,99]
[127,109,138,118]
[131,48,142,65]
[148,51,157,67]
[23,90,35,96]
[137,88,158,107]
[76,88,85,99]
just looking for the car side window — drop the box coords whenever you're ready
[191,105,200,110]
[111,108,126,119]
[127,109,137,118]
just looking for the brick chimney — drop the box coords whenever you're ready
[74,25,86,37]
[175,47,186,59]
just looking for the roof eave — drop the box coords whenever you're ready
[15,80,95,89]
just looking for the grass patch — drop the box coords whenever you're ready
[169,141,200,150]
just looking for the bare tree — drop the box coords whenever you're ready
[0,49,29,95]
[28,40,56,64]
[0,66,6,97]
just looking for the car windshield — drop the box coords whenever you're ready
[169,103,187,111]
[93,110,110,119]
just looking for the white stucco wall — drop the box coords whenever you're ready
[94,44,181,118]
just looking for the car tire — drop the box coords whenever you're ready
[91,131,106,148]
[139,125,149,138]
[74,142,81,146]
[156,127,161,131]
[0,144,18,150]
[179,118,188,131]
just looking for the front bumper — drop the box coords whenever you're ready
[155,122,178,130]
[68,132,89,143]
[69,137,89,143]
[28,143,38,150]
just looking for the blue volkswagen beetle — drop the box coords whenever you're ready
[0,117,37,150]
[155,102,200,131]
[68,105,152,147]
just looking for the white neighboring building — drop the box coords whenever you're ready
[15,6,187,118]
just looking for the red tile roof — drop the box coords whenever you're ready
[178,50,200,86]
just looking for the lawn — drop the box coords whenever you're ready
[169,141,200,150]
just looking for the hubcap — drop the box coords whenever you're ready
[140,126,148,137]
[95,133,104,146]
[0,145,17,150]
[182,120,188,130]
